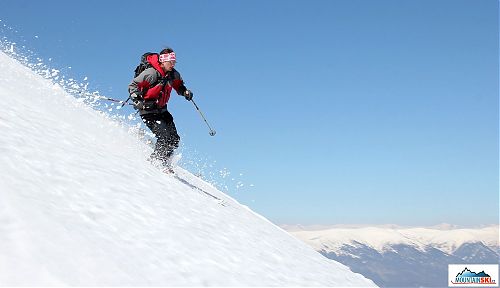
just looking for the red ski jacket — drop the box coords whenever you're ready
[128,55,187,115]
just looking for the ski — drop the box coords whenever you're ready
[172,174,227,206]
[148,156,226,206]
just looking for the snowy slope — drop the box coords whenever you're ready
[289,226,499,254]
[0,51,375,286]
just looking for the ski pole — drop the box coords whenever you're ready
[120,96,131,108]
[97,96,133,106]
[75,90,133,106]
[191,99,216,136]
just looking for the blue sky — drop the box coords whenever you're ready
[1,0,498,226]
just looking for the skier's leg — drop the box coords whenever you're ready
[162,111,180,166]
[142,115,169,165]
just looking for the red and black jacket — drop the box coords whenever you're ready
[128,54,187,115]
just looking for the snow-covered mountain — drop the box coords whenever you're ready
[287,226,499,287]
[0,51,376,286]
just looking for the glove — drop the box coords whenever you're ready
[184,89,193,101]
[133,100,144,110]
[130,93,144,110]
[130,93,141,101]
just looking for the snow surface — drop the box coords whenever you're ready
[0,51,376,286]
[289,226,499,254]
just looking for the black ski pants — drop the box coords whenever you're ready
[141,110,180,167]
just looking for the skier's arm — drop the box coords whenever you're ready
[171,70,192,101]
[128,68,159,101]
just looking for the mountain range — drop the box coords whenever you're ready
[286,225,499,287]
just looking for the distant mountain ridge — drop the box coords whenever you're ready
[286,225,498,254]
[287,225,499,287]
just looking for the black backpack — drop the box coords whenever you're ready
[134,52,158,77]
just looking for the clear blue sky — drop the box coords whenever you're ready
[1,0,498,226]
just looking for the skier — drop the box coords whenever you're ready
[128,48,193,172]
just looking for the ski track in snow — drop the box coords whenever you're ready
[0,51,376,286]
